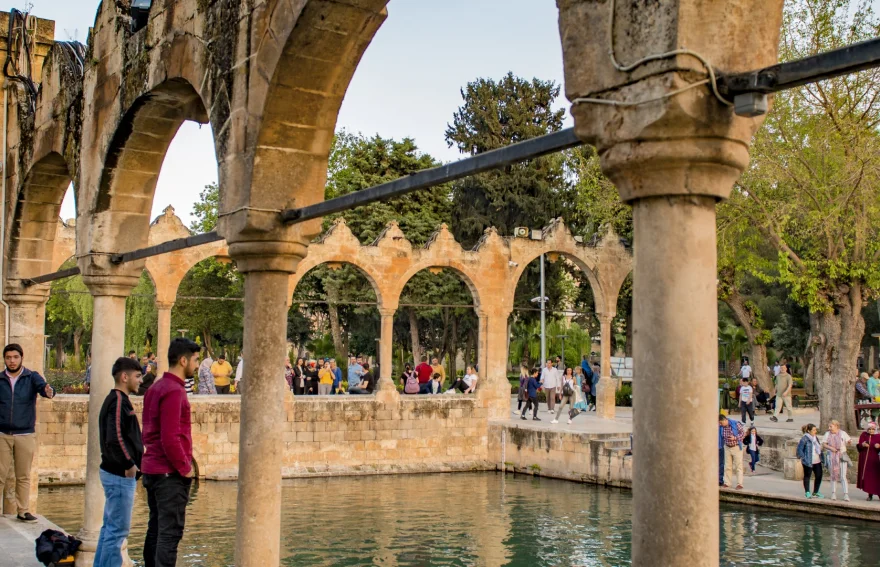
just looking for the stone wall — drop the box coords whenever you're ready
[37,394,492,484]
[488,424,632,487]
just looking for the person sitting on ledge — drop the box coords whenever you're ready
[349,362,376,395]
[429,373,443,394]
[448,366,478,394]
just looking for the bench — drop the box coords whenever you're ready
[790,388,818,408]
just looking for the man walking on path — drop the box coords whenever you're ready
[94,357,144,567]
[739,378,755,426]
[770,365,794,423]
[141,338,200,567]
[540,359,559,413]
[719,414,747,490]
[210,355,233,394]
[0,343,54,522]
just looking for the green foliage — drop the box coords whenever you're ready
[615,384,632,407]
[718,322,749,372]
[190,182,220,233]
[445,73,571,248]
[722,0,880,313]
[45,369,87,392]
[45,259,93,366]
[124,272,158,355]
[172,257,244,355]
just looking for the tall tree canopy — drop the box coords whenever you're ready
[719,0,880,430]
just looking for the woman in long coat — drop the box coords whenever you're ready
[856,421,880,500]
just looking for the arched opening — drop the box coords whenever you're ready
[395,267,478,394]
[290,262,380,395]
[7,153,73,282]
[508,252,600,373]
[89,78,213,254]
[171,256,244,361]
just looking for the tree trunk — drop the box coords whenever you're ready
[408,308,420,365]
[812,284,866,433]
[723,293,772,392]
[54,340,65,369]
[327,288,346,360]
[73,327,84,367]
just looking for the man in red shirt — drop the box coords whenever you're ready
[140,338,200,567]
[415,355,433,394]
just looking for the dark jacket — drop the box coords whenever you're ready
[99,389,143,478]
[0,368,52,435]
[526,376,540,399]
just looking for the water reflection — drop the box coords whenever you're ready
[38,473,880,566]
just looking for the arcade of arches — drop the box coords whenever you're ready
[1,1,787,565]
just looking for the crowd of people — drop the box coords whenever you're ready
[517,355,600,424]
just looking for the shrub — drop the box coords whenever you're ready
[616,384,632,407]
[46,369,87,394]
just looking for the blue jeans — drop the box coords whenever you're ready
[718,447,725,484]
[94,469,137,567]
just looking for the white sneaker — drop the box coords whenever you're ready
[567,419,572,425]
[844,494,850,502]
[551,419,559,424]
[512,410,519,415]
[832,494,837,500]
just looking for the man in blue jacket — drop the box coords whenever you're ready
[0,343,55,522]
[718,414,746,489]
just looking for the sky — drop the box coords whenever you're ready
[2,0,569,227]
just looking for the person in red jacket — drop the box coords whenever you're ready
[140,338,200,567]
[415,355,433,394]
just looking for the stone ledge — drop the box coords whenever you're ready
[719,488,880,522]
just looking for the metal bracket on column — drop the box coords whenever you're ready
[718,37,880,116]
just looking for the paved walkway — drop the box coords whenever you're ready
[0,513,67,566]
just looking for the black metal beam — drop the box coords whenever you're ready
[110,231,224,264]
[22,129,581,287]
[281,127,582,224]
[23,267,81,286]
[718,37,880,96]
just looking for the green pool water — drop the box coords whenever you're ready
[39,473,880,566]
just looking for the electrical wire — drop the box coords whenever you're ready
[573,0,733,109]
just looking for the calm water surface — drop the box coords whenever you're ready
[39,473,880,566]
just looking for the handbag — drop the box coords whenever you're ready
[563,381,574,397]
[569,408,580,419]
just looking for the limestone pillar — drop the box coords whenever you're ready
[595,313,616,419]
[76,276,137,567]
[376,307,400,403]
[3,290,49,515]
[557,2,783,564]
[6,292,49,374]
[156,301,173,375]
[476,309,512,420]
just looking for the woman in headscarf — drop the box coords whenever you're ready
[197,353,217,395]
[857,421,880,500]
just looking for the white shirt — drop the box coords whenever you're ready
[822,430,851,445]
[463,374,477,388]
[235,359,244,382]
[740,365,752,379]
[739,385,753,404]
[773,365,780,377]
[541,367,558,389]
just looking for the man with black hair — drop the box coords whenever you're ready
[128,350,138,361]
[0,343,54,523]
[94,357,143,567]
[141,338,199,567]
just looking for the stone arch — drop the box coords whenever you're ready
[7,152,74,282]
[83,78,211,256]
[289,256,384,308]
[240,0,389,245]
[509,249,606,316]
[391,260,483,313]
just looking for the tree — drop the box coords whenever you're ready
[172,258,244,356]
[191,182,220,233]
[45,259,93,368]
[124,272,158,355]
[722,0,880,430]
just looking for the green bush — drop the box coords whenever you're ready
[616,384,632,407]
[46,369,87,393]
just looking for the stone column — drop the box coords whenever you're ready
[476,309,512,420]
[156,301,173,375]
[6,292,49,373]
[595,313,616,419]
[76,277,136,567]
[3,290,49,515]
[557,2,784,564]
[376,307,400,403]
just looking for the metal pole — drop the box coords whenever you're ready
[561,335,565,370]
[540,253,546,364]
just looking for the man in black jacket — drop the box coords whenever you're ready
[94,357,143,567]
[0,343,54,522]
